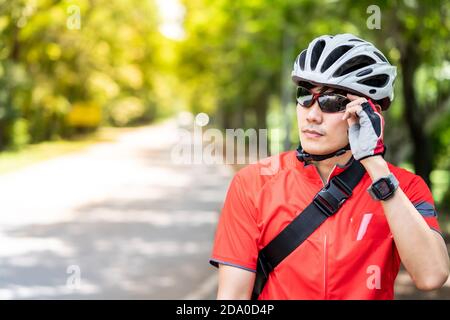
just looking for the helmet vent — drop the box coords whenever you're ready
[332,55,376,77]
[310,40,326,70]
[374,51,388,62]
[298,50,307,70]
[320,45,353,73]
[356,68,373,77]
[358,74,389,87]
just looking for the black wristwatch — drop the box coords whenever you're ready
[367,173,399,201]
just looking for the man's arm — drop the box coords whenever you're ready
[362,156,450,291]
[217,264,256,299]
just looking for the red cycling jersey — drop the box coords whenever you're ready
[210,150,441,299]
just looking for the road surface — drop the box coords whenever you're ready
[0,120,228,299]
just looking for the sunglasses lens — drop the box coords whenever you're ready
[296,86,313,107]
[318,95,350,113]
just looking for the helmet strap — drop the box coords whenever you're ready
[296,144,351,163]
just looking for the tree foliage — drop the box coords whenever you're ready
[0,0,163,150]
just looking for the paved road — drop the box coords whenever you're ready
[0,120,229,299]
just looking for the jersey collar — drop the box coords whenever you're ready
[295,152,355,185]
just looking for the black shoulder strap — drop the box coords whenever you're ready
[252,159,365,300]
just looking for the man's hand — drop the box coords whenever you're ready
[342,93,385,161]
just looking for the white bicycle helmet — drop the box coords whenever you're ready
[292,33,397,110]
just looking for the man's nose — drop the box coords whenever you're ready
[305,100,323,123]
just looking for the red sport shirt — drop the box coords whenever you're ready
[210,150,442,299]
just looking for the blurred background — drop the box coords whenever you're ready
[0,0,449,299]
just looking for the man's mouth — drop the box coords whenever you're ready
[302,129,324,138]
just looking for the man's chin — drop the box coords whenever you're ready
[302,145,343,156]
[301,145,331,156]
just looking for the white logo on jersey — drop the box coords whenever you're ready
[357,213,373,241]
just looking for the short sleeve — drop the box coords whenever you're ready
[209,173,260,272]
[403,175,442,235]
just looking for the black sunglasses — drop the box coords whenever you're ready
[296,86,350,113]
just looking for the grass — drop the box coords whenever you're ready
[0,126,132,175]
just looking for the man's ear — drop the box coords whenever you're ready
[369,99,382,113]
[367,98,382,113]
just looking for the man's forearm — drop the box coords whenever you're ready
[361,156,449,290]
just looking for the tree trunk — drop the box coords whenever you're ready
[0,25,21,151]
[281,25,294,152]
[255,98,269,156]
[220,105,232,129]
[400,45,433,186]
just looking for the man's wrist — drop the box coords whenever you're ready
[360,155,390,181]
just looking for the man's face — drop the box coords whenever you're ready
[297,86,349,155]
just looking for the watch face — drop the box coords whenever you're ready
[374,179,391,196]
[369,174,398,201]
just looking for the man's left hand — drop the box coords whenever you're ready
[342,93,385,161]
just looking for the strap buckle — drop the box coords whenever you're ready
[313,177,352,217]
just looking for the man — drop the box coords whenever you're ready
[209,34,449,299]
